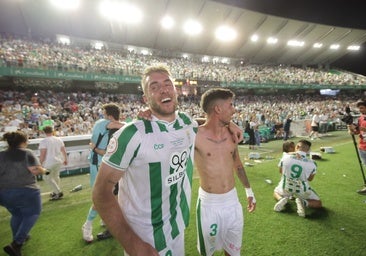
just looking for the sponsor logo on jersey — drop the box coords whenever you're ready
[154,143,164,150]
[166,150,188,186]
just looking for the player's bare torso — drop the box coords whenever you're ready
[194,125,237,194]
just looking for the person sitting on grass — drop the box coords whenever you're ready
[273,139,322,217]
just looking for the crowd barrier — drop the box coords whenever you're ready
[1,119,347,175]
[60,149,90,177]
[0,134,92,177]
[241,119,346,144]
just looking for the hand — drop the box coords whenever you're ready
[247,197,256,213]
[89,142,96,150]
[347,124,357,134]
[137,108,152,121]
[228,122,243,144]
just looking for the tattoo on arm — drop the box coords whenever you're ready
[237,165,250,188]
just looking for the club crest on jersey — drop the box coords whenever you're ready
[106,137,118,154]
[166,150,188,186]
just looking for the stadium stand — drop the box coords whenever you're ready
[0,35,365,175]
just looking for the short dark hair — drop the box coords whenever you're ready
[103,103,120,121]
[282,141,295,153]
[43,126,53,134]
[356,99,366,107]
[297,139,312,151]
[200,88,235,113]
[3,131,28,149]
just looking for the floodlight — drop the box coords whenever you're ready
[215,26,237,42]
[287,40,304,47]
[50,0,80,10]
[250,34,258,42]
[347,45,360,51]
[330,44,340,50]
[313,43,323,48]
[99,1,142,24]
[161,16,174,30]
[183,19,202,36]
[267,37,278,44]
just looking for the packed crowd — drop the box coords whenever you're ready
[1,34,364,140]
[1,35,366,86]
[0,87,359,140]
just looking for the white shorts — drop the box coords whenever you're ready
[124,225,184,256]
[274,180,320,201]
[196,187,243,256]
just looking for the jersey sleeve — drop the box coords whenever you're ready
[102,122,141,171]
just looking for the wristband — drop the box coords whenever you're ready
[245,188,254,197]
[245,188,256,204]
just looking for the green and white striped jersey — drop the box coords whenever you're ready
[279,152,317,195]
[103,112,197,252]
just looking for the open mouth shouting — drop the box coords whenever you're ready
[161,97,172,103]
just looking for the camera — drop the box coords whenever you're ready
[340,113,362,132]
[341,114,354,125]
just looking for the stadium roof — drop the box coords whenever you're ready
[1,0,366,68]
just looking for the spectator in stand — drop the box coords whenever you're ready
[7,116,23,130]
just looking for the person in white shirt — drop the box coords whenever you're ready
[309,112,320,140]
[39,126,67,200]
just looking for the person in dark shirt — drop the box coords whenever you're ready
[283,115,293,141]
[0,131,48,256]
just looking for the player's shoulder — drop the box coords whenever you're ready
[119,119,153,135]
[93,118,110,130]
[177,111,198,127]
[95,118,109,125]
